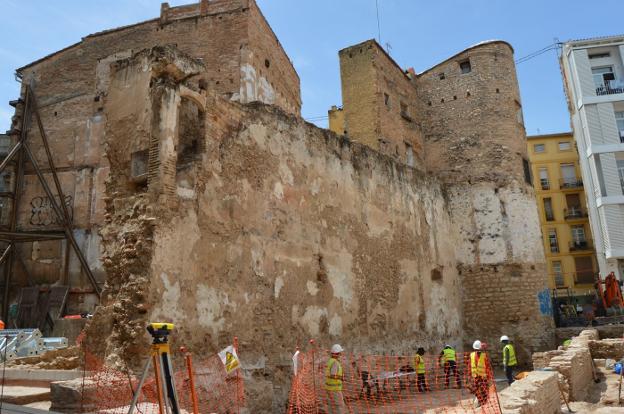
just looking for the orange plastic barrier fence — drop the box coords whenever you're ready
[76,344,245,413]
[287,348,502,414]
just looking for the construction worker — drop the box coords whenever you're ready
[439,344,461,389]
[470,340,489,407]
[413,347,428,392]
[324,344,346,414]
[500,335,517,385]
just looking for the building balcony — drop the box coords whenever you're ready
[540,178,550,190]
[569,240,593,252]
[559,178,583,189]
[564,207,588,220]
[596,80,624,96]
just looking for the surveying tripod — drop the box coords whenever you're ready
[128,323,180,414]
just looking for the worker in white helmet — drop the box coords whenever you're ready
[500,335,517,385]
[470,340,490,407]
[323,344,346,414]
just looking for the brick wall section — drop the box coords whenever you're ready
[338,41,424,169]
[246,0,301,114]
[6,0,300,300]
[499,371,561,414]
[460,263,552,365]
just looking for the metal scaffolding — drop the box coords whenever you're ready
[0,83,101,320]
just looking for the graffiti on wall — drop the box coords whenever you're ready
[30,195,73,226]
[537,288,553,316]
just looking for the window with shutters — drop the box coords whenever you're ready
[548,229,559,253]
[552,261,564,287]
[543,198,554,221]
[539,167,550,190]
[574,256,594,284]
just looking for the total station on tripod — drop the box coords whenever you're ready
[147,322,175,344]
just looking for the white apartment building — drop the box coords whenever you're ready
[561,35,624,279]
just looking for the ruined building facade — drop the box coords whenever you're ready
[4,1,552,412]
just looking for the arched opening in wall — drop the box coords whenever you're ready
[176,97,206,168]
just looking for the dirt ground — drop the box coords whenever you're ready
[565,364,624,413]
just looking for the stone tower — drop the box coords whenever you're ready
[334,40,554,363]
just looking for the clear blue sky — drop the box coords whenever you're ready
[0,0,622,135]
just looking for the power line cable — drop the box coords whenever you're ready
[515,42,561,64]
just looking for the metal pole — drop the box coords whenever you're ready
[127,357,153,414]
[2,86,30,320]
[28,85,73,224]
[0,142,21,175]
[22,142,101,297]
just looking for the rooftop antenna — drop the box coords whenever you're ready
[375,0,381,44]
[386,42,392,54]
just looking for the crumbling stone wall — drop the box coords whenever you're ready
[93,46,465,412]
[532,329,598,402]
[8,0,300,312]
[499,371,561,414]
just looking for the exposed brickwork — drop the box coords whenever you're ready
[417,42,527,186]
[6,0,300,311]
[338,41,424,169]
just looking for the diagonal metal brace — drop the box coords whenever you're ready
[21,142,101,297]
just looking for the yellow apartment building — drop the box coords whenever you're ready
[527,132,597,294]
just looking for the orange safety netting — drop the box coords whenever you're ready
[76,344,245,413]
[287,348,502,414]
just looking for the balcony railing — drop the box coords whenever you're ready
[545,212,555,222]
[564,207,588,220]
[596,80,624,96]
[540,178,550,190]
[569,240,593,252]
[560,178,583,189]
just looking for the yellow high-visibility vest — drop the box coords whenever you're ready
[324,357,343,391]
[503,344,517,366]
[470,351,487,378]
[413,354,426,374]
[442,348,456,363]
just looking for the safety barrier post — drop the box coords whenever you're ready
[309,339,318,414]
[180,347,200,414]
[234,336,242,414]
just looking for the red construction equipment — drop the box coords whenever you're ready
[596,272,624,316]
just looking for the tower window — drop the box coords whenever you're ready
[459,59,472,74]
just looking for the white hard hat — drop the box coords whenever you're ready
[331,344,344,354]
[500,335,510,342]
[472,340,482,350]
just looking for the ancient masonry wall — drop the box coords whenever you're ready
[8,0,300,311]
[532,329,597,402]
[92,47,465,412]
[499,371,561,414]
[416,41,554,362]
